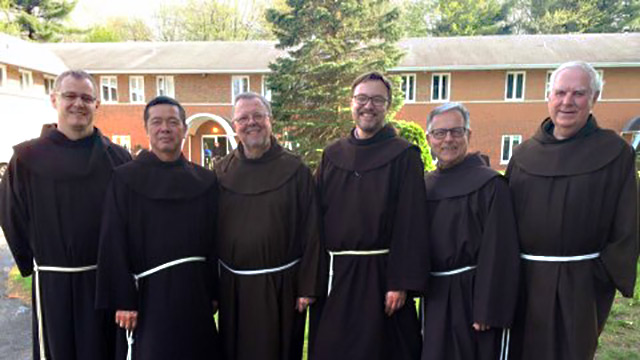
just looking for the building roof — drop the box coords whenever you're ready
[0,33,67,75]
[397,33,640,71]
[44,33,640,74]
[45,41,284,74]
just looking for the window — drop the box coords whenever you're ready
[401,74,416,102]
[112,135,131,153]
[431,73,450,102]
[156,75,174,97]
[505,71,525,101]
[100,76,118,102]
[129,76,145,103]
[232,76,249,102]
[0,65,6,87]
[501,135,522,164]
[261,76,272,101]
[19,69,33,90]
[44,76,55,95]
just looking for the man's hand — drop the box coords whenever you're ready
[296,297,315,313]
[385,291,406,316]
[115,310,138,331]
[472,322,491,331]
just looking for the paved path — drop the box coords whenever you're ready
[0,231,31,360]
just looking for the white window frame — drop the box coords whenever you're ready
[232,76,250,102]
[100,76,118,103]
[19,69,33,90]
[431,73,451,102]
[156,75,175,97]
[44,75,56,95]
[401,73,416,103]
[596,69,604,100]
[500,134,522,164]
[505,71,526,101]
[129,76,145,103]
[261,75,272,101]
[0,65,6,88]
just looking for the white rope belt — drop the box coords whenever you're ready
[218,258,300,276]
[33,261,98,360]
[500,328,510,360]
[520,252,600,262]
[126,256,206,360]
[327,249,390,296]
[430,265,477,277]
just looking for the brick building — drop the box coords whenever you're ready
[15,33,640,170]
[0,34,67,176]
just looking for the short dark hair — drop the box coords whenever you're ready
[351,71,392,108]
[54,70,98,95]
[144,96,186,126]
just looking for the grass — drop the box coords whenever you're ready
[6,263,640,359]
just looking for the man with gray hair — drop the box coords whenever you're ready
[507,61,638,359]
[0,70,131,359]
[214,92,323,360]
[421,102,520,360]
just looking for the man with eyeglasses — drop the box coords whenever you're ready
[214,92,323,360]
[311,72,430,359]
[421,102,520,360]
[507,61,638,360]
[96,96,221,360]
[0,69,131,359]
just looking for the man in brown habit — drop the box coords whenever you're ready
[215,92,323,360]
[0,70,131,359]
[96,96,221,360]
[507,61,639,359]
[311,72,430,359]
[422,102,520,360]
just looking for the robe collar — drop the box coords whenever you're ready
[116,150,216,200]
[216,137,302,195]
[511,115,627,176]
[324,124,413,172]
[425,152,500,200]
[13,127,122,180]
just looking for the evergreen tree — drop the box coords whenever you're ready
[266,0,405,167]
[512,0,640,33]
[10,0,76,41]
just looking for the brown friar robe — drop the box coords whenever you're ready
[0,128,131,360]
[96,150,221,360]
[422,153,520,360]
[311,125,430,360]
[506,116,639,360]
[215,139,323,360]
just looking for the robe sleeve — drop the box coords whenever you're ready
[472,177,521,327]
[0,155,33,277]
[296,166,326,298]
[387,148,430,294]
[206,184,220,302]
[96,175,138,310]
[601,147,639,298]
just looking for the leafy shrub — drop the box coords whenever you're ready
[390,119,435,171]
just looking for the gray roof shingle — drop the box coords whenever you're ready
[44,33,640,74]
[1,34,67,74]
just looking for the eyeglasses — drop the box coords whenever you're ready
[58,92,97,104]
[353,94,388,107]
[428,127,468,140]
[233,112,269,125]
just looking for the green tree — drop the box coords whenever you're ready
[81,17,153,42]
[390,119,435,170]
[9,0,76,41]
[512,0,640,33]
[400,0,514,37]
[266,0,405,167]
[0,0,21,35]
[154,0,272,41]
